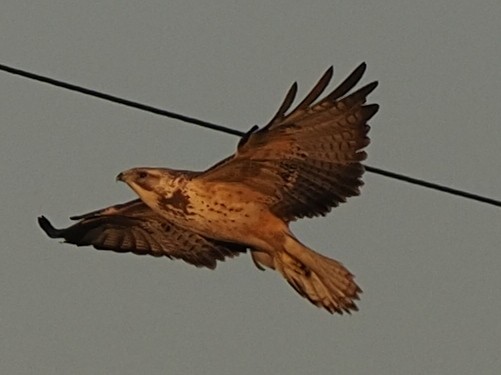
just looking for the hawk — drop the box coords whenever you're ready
[39,63,379,314]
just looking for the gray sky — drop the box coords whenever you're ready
[1,1,500,374]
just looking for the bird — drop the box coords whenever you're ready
[38,63,379,314]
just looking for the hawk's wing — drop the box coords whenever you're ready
[38,200,247,269]
[197,63,379,222]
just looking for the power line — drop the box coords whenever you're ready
[1,63,499,208]
[0,64,242,137]
[362,166,500,207]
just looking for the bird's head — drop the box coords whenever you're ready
[116,167,165,190]
[116,168,170,207]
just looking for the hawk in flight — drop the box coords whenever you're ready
[39,63,378,314]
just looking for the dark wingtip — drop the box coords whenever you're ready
[349,81,379,103]
[325,63,369,101]
[352,62,367,78]
[319,66,334,84]
[237,124,260,149]
[364,103,380,118]
[37,216,63,238]
[365,80,379,93]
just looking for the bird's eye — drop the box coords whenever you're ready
[138,171,148,179]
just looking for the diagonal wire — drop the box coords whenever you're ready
[0,64,242,136]
[1,63,499,208]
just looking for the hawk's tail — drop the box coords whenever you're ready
[272,233,361,314]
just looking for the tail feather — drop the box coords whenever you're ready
[275,234,361,314]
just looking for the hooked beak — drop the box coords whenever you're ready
[116,172,125,182]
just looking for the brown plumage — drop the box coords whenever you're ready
[201,64,377,221]
[39,63,379,314]
[38,199,246,269]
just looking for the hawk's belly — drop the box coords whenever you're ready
[154,181,273,244]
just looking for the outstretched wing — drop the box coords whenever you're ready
[38,200,247,269]
[198,63,379,222]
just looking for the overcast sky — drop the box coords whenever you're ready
[1,1,500,374]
